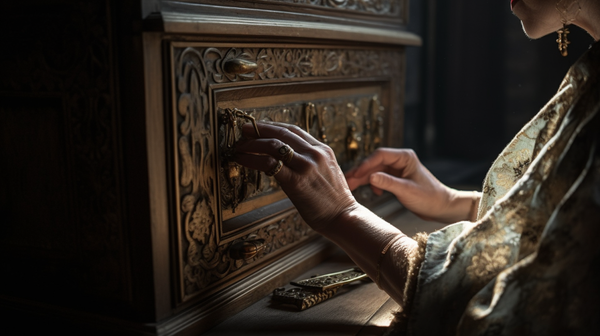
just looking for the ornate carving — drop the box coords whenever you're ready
[258,0,402,16]
[199,47,400,81]
[173,45,401,300]
[183,210,309,296]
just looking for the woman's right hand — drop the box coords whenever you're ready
[345,148,476,223]
[233,121,358,234]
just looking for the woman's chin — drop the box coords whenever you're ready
[521,21,555,39]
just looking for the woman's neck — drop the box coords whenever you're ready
[576,0,600,41]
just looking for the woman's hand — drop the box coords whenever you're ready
[234,121,358,233]
[345,148,476,223]
[235,124,421,305]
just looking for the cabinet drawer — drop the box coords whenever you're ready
[169,43,405,304]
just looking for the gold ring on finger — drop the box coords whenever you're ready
[278,144,294,165]
[265,160,284,177]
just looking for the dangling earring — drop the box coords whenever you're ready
[555,0,581,57]
[556,25,570,57]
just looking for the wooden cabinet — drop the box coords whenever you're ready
[0,1,419,334]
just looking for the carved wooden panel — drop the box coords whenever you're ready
[181,0,408,21]
[170,43,403,302]
[253,0,404,16]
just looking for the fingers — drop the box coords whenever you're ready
[236,122,328,177]
[349,148,417,180]
[346,148,419,191]
[242,122,322,147]
[369,172,416,198]
[234,152,292,180]
[346,174,372,191]
[370,184,384,196]
[236,138,307,168]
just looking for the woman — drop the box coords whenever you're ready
[235,0,600,334]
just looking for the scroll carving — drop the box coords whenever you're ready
[173,45,401,300]
[198,47,400,81]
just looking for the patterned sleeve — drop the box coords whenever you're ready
[404,41,600,336]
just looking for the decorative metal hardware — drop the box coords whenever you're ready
[220,108,261,213]
[272,267,369,310]
[346,122,360,162]
[370,96,384,153]
[229,239,266,260]
[291,267,368,290]
[317,104,328,143]
[272,287,339,311]
[304,102,316,133]
[304,101,328,144]
[223,59,259,75]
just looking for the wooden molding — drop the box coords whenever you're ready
[159,12,421,46]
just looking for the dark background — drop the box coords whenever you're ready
[402,0,595,187]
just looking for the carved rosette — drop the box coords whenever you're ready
[173,45,402,300]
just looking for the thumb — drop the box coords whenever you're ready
[370,172,414,197]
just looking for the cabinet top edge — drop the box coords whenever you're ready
[155,12,421,46]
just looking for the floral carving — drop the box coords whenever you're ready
[173,45,401,300]
[189,199,213,244]
[261,0,402,16]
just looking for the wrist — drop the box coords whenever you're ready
[316,200,361,237]
[433,189,481,223]
[449,189,481,222]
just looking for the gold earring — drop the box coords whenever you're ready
[555,0,581,57]
[556,24,571,57]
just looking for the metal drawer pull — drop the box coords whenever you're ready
[220,108,261,213]
[304,102,316,133]
[229,239,266,260]
[223,59,258,75]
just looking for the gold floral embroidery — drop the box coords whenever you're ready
[490,148,533,192]
[466,245,512,282]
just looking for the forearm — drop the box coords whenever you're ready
[317,203,419,306]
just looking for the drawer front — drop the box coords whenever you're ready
[169,43,405,303]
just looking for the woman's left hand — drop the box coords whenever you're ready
[234,121,358,233]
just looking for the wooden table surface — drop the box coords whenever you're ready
[203,249,399,336]
[204,208,445,336]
